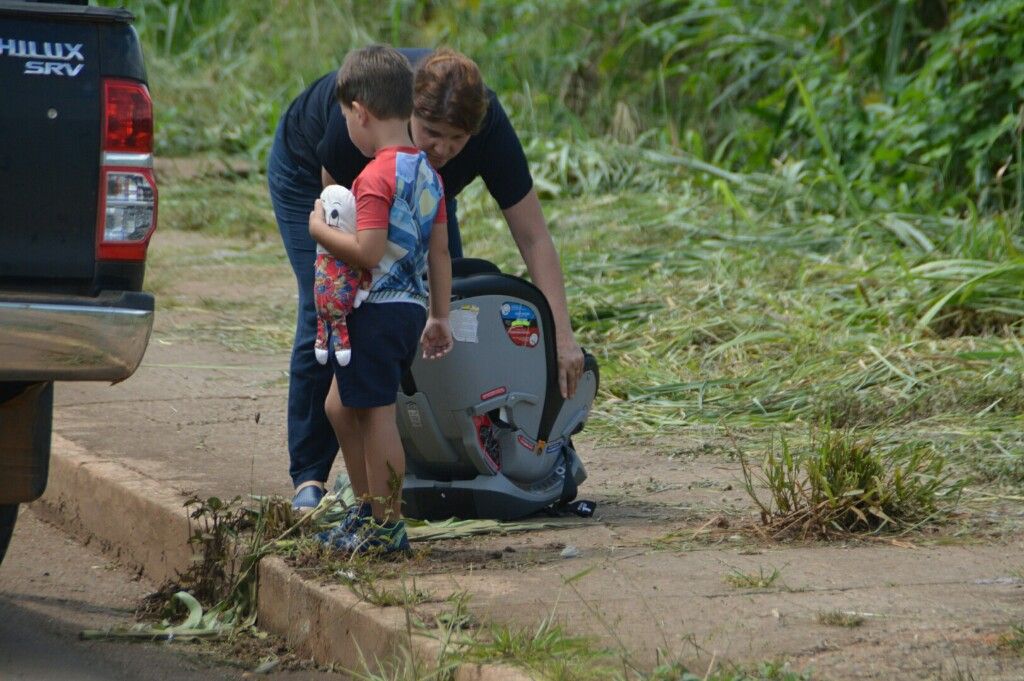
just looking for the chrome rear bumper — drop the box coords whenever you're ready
[0,291,153,382]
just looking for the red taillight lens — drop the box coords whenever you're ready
[103,79,153,153]
[98,78,157,261]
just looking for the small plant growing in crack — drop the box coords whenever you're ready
[725,565,781,589]
[817,610,865,627]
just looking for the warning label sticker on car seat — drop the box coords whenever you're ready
[501,302,539,348]
[451,304,479,343]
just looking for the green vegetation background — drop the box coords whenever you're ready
[118,1,1024,497]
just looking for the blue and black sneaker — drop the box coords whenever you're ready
[338,501,372,534]
[318,519,410,555]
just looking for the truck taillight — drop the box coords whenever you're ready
[97,79,157,261]
[103,80,153,153]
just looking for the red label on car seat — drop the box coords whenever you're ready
[480,386,507,401]
[501,302,539,348]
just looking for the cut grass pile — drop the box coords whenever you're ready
[151,156,1024,511]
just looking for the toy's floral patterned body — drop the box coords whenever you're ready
[313,185,369,366]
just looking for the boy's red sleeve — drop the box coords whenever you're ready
[435,185,447,226]
[353,169,392,231]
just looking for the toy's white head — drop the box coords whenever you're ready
[320,184,356,233]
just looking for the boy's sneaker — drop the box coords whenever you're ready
[337,502,372,534]
[291,483,325,513]
[318,519,410,554]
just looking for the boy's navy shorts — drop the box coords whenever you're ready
[333,302,426,408]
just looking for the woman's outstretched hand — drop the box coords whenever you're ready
[421,317,454,360]
[557,335,584,399]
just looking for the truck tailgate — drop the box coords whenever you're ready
[0,14,101,281]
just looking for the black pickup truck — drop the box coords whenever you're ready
[0,0,157,564]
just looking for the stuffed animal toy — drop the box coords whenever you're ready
[314,184,370,366]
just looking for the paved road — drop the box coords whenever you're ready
[0,507,343,680]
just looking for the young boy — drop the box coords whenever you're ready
[307,45,453,553]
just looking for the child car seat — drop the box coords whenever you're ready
[396,258,599,520]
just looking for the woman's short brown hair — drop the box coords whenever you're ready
[413,48,488,134]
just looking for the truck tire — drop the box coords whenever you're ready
[0,503,16,566]
[0,382,53,508]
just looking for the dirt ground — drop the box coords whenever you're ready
[50,227,1024,680]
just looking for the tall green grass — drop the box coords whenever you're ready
[109,0,1023,218]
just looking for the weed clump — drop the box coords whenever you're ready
[652,661,811,681]
[725,566,781,590]
[180,493,253,606]
[740,427,960,540]
[999,624,1024,654]
[816,610,865,628]
[458,614,616,679]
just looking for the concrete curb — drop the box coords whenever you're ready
[258,557,529,681]
[32,434,534,680]
[32,434,193,585]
